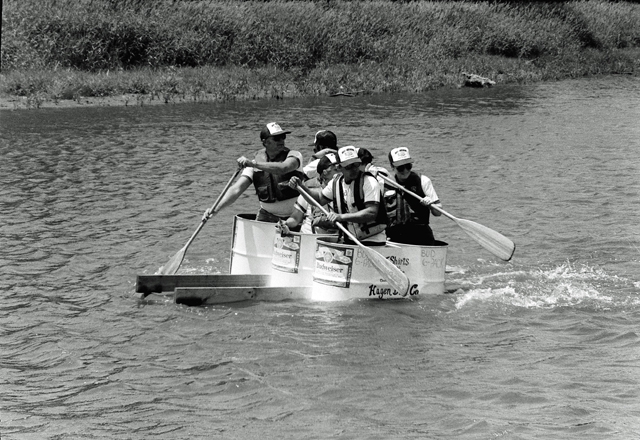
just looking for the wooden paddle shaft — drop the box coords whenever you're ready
[205,168,241,219]
[295,186,360,244]
[157,168,242,278]
[379,173,515,261]
[187,168,242,246]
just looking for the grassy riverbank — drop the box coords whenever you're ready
[2,0,639,109]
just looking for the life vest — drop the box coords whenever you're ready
[252,149,306,203]
[364,164,390,190]
[332,172,388,240]
[385,171,431,227]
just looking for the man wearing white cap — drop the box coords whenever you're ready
[289,146,388,245]
[386,147,442,245]
[203,122,306,223]
[303,130,338,181]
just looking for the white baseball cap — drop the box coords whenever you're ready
[337,146,361,166]
[389,147,414,166]
[260,122,291,139]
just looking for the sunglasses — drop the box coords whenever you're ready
[396,163,412,172]
[269,134,286,142]
[340,163,360,171]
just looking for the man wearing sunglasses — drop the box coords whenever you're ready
[385,147,442,246]
[289,146,388,246]
[203,122,306,223]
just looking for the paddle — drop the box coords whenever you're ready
[155,169,241,279]
[379,174,515,261]
[295,185,410,296]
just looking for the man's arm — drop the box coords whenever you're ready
[285,197,307,228]
[204,176,252,218]
[419,175,442,216]
[288,176,332,206]
[327,174,379,224]
[240,153,302,175]
[329,202,378,224]
[253,156,300,175]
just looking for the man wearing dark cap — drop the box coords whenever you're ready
[203,122,306,223]
[311,130,338,156]
[304,130,338,180]
[278,153,341,235]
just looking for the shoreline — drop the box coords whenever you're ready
[3,1,638,111]
[2,71,638,111]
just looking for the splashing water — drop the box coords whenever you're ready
[454,261,637,310]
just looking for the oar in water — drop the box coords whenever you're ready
[379,174,515,261]
[155,169,241,279]
[296,185,410,296]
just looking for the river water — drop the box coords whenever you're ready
[1,76,639,439]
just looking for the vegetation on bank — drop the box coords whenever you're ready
[1,0,639,108]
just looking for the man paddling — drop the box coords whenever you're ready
[203,122,306,223]
[288,146,388,246]
[278,153,341,235]
[385,147,442,245]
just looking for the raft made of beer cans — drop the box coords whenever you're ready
[136,214,448,305]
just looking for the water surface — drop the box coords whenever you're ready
[1,76,639,439]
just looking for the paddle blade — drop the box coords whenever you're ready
[455,218,516,261]
[158,246,187,276]
[361,246,411,296]
[143,251,184,297]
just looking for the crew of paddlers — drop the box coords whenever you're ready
[203,122,443,246]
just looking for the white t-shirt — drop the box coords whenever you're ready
[304,149,339,180]
[303,158,320,179]
[241,150,304,217]
[322,173,386,243]
[293,195,313,234]
[418,174,441,208]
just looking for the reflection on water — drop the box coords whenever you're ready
[1,76,639,439]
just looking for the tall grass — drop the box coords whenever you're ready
[2,0,639,105]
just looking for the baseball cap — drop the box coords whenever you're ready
[337,146,361,167]
[316,153,338,176]
[357,147,374,165]
[308,130,338,149]
[260,122,291,140]
[389,147,414,166]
